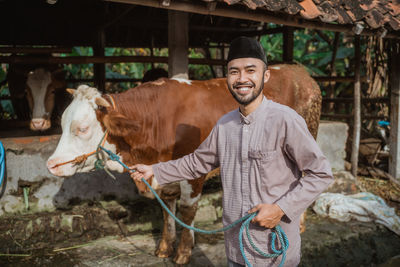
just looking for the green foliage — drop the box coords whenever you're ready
[63,47,94,79]
[0,65,14,119]
[188,48,213,80]
[259,28,356,92]
[0,66,5,83]
[58,28,360,97]
[260,32,283,61]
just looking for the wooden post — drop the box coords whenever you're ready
[168,10,188,78]
[351,36,361,177]
[389,40,400,179]
[93,28,106,92]
[282,26,294,62]
[221,46,226,77]
[0,55,226,65]
[328,32,340,113]
[205,47,217,78]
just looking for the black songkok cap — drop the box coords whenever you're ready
[227,36,268,66]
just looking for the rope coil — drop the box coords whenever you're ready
[98,145,289,267]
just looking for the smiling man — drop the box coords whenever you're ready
[131,36,333,266]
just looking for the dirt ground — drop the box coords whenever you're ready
[1,175,400,267]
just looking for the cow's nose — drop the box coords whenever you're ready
[47,159,60,176]
[30,119,46,130]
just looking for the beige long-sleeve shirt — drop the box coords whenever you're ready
[153,97,333,266]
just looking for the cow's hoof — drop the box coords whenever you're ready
[174,253,191,265]
[155,242,174,258]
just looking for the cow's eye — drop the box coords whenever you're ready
[78,127,88,134]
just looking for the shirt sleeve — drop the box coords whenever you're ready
[275,113,334,221]
[152,125,220,185]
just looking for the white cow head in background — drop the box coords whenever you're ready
[26,68,66,131]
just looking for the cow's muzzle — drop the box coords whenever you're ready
[30,118,51,131]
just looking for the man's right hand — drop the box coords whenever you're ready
[129,164,154,182]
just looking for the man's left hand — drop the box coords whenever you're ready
[248,203,285,228]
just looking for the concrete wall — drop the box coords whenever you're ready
[0,135,139,216]
[316,120,349,171]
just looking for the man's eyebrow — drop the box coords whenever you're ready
[228,64,257,71]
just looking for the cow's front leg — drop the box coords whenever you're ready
[300,211,306,233]
[156,184,180,258]
[174,179,204,265]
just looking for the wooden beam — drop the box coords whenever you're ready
[313,76,367,82]
[190,25,284,35]
[326,32,340,112]
[351,36,361,177]
[0,120,29,129]
[261,27,285,35]
[93,27,106,92]
[321,114,388,120]
[168,10,188,78]
[322,97,389,103]
[283,27,294,62]
[66,78,141,83]
[0,56,226,65]
[105,0,400,39]
[0,47,72,54]
[389,40,400,179]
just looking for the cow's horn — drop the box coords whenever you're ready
[66,88,76,95]
[95,97,111,108]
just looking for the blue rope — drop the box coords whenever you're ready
[0,142,5,185]
[98,145,288,266]
[0,141,4,185]
[0,141,7,199]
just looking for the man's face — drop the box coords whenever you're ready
[226,58,270,106]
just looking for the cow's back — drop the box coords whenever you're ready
[110,64,320,164]
[150,63,321,145]
[266,64,321,138]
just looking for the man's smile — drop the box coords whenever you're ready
[234,83,255,95]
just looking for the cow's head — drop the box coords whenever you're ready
[47,85,109,176]
[47,85,138,177]
[26,68,66,131]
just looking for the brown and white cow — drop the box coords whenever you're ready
[7,64,67,131]
[47,64,321,264]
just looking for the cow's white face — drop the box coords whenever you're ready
[47,85,110,176]
[26,68,65,131]
[26,68,53,130]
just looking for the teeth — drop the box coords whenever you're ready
[238,87,251,91]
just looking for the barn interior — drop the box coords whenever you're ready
[0,0,271,48]
[0,0,400,266]
[0,0,280,135]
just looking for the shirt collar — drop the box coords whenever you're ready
[238,96,268,125]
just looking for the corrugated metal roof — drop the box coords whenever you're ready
[220,0,400,31]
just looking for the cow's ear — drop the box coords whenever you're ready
[103,110,140,136]
[66,88,76,95]
[95,97,111,108]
